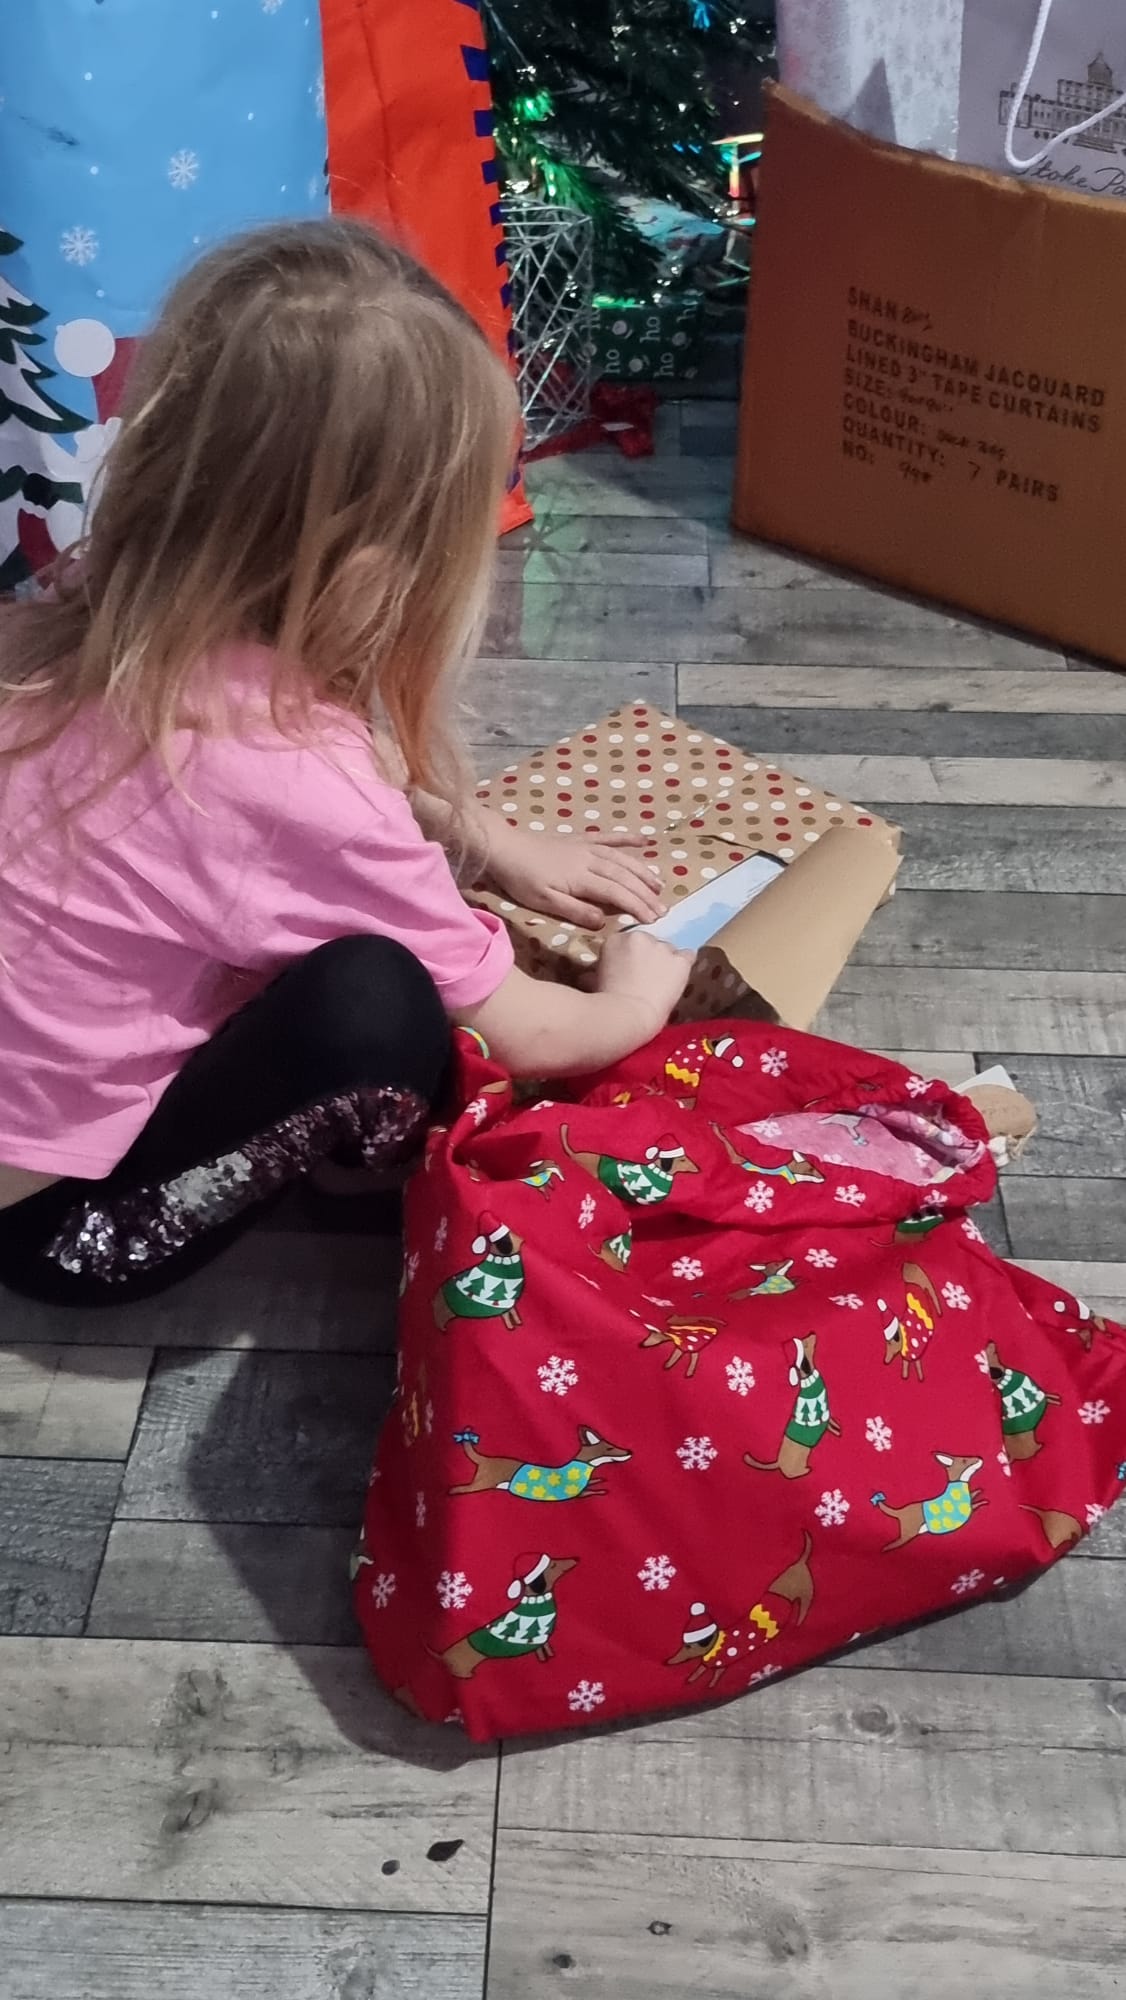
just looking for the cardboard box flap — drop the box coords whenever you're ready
[711,824,901,1028]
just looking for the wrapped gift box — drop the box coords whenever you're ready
[588,293,706,383]
[472,702,901,1030]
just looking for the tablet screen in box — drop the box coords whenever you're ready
[639,851,786,953]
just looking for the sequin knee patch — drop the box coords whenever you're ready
[46,1082,428,1283]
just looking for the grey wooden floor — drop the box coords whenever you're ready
[3,400,1126,1998]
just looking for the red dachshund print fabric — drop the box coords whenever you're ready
[354,1024,1126,1741]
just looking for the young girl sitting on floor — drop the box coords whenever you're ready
[0,220,691,1308]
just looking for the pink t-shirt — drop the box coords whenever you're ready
[0,654,512,1179]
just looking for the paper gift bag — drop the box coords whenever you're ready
[960,0,1126,199]
[321,0,532,533]
[0,0,327,593]
[776,0,963,157]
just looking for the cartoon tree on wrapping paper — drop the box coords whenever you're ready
[0,228,88,591]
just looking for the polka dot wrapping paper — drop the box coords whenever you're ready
[472,704,902,1029]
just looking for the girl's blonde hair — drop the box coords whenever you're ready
[0,217,519,802]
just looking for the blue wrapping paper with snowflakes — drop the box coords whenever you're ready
[355,1021,1126,1742]
[0,0,326,589]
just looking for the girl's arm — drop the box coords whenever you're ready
[410,786,665,928]
[455,928,694,1078]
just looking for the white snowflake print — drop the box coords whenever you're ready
[60,225,98,266]
[756,1118,785,1142]
[962,1218,985,1244]
[314,69,326,117]
[437,1570,473,1612]
[538,1354,579,1396]
[424,1400,435,1437]
[637,1554,677,1592]
[831,1293,864,1312]
[760,1046,789,1077]
[942,1283,972,1311]
[578,1192,596,1230]
[262,0,284,11]
[672,1255,704,1281]
[865,1416,893,1453]
[371,1572,396,1609]
[399,1250,420,1296]
[749,1662,781,1686]
[974,1348,993,1375]
[815,1488,850,1528]
[644,1295,675,1310]
[415,1492,427,1530]
[806,1247,837,1270]
[1080,1400,1111,1426]
[677,1435,719,1471]
[726,1357,756,1397]
[465,1097,489,1127]
[744,1181,775,1215]
[996,1451,1012,1478]
[905,1073,929,1097]
[1086,1503,1106,1528]
[835,1184,866,1208]
[168,149,200,190]
[568,1679,606,1715]
[951,1569,985,1596]
[922,1189,949,1208]
[434,1216,448,1254]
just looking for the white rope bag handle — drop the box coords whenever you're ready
[1005,0,1126,169]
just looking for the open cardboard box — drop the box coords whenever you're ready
[472,702,901,1031]
[733,85,1126,667]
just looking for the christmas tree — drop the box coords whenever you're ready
[483,0,775,289]
[0,228,88,591]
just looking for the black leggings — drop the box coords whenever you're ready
[0,936,450,1309]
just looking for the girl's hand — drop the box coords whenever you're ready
[596,928,695,1030]
[484,820,665,928]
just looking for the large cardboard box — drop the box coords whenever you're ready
[733,86,1126,667]
[472,703,900,1030]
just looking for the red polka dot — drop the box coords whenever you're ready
[768,785,785,797]
[666,778,680,789]
[583,733,598,744]
[775,829,790,843]
[689,817,707,830]
[556,758,571,770]
[673,865,688,877]
[773,816,789,828]
[639,793,653,805]
[637,763,652,774]
[640,809,655,820]
[558,808,572,818]
[557,791,572,802]
[727,851,744,863]
[857,816,873,826]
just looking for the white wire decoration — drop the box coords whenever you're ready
[503,199,594,450]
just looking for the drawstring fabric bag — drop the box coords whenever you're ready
[355,1022,1126,1742]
